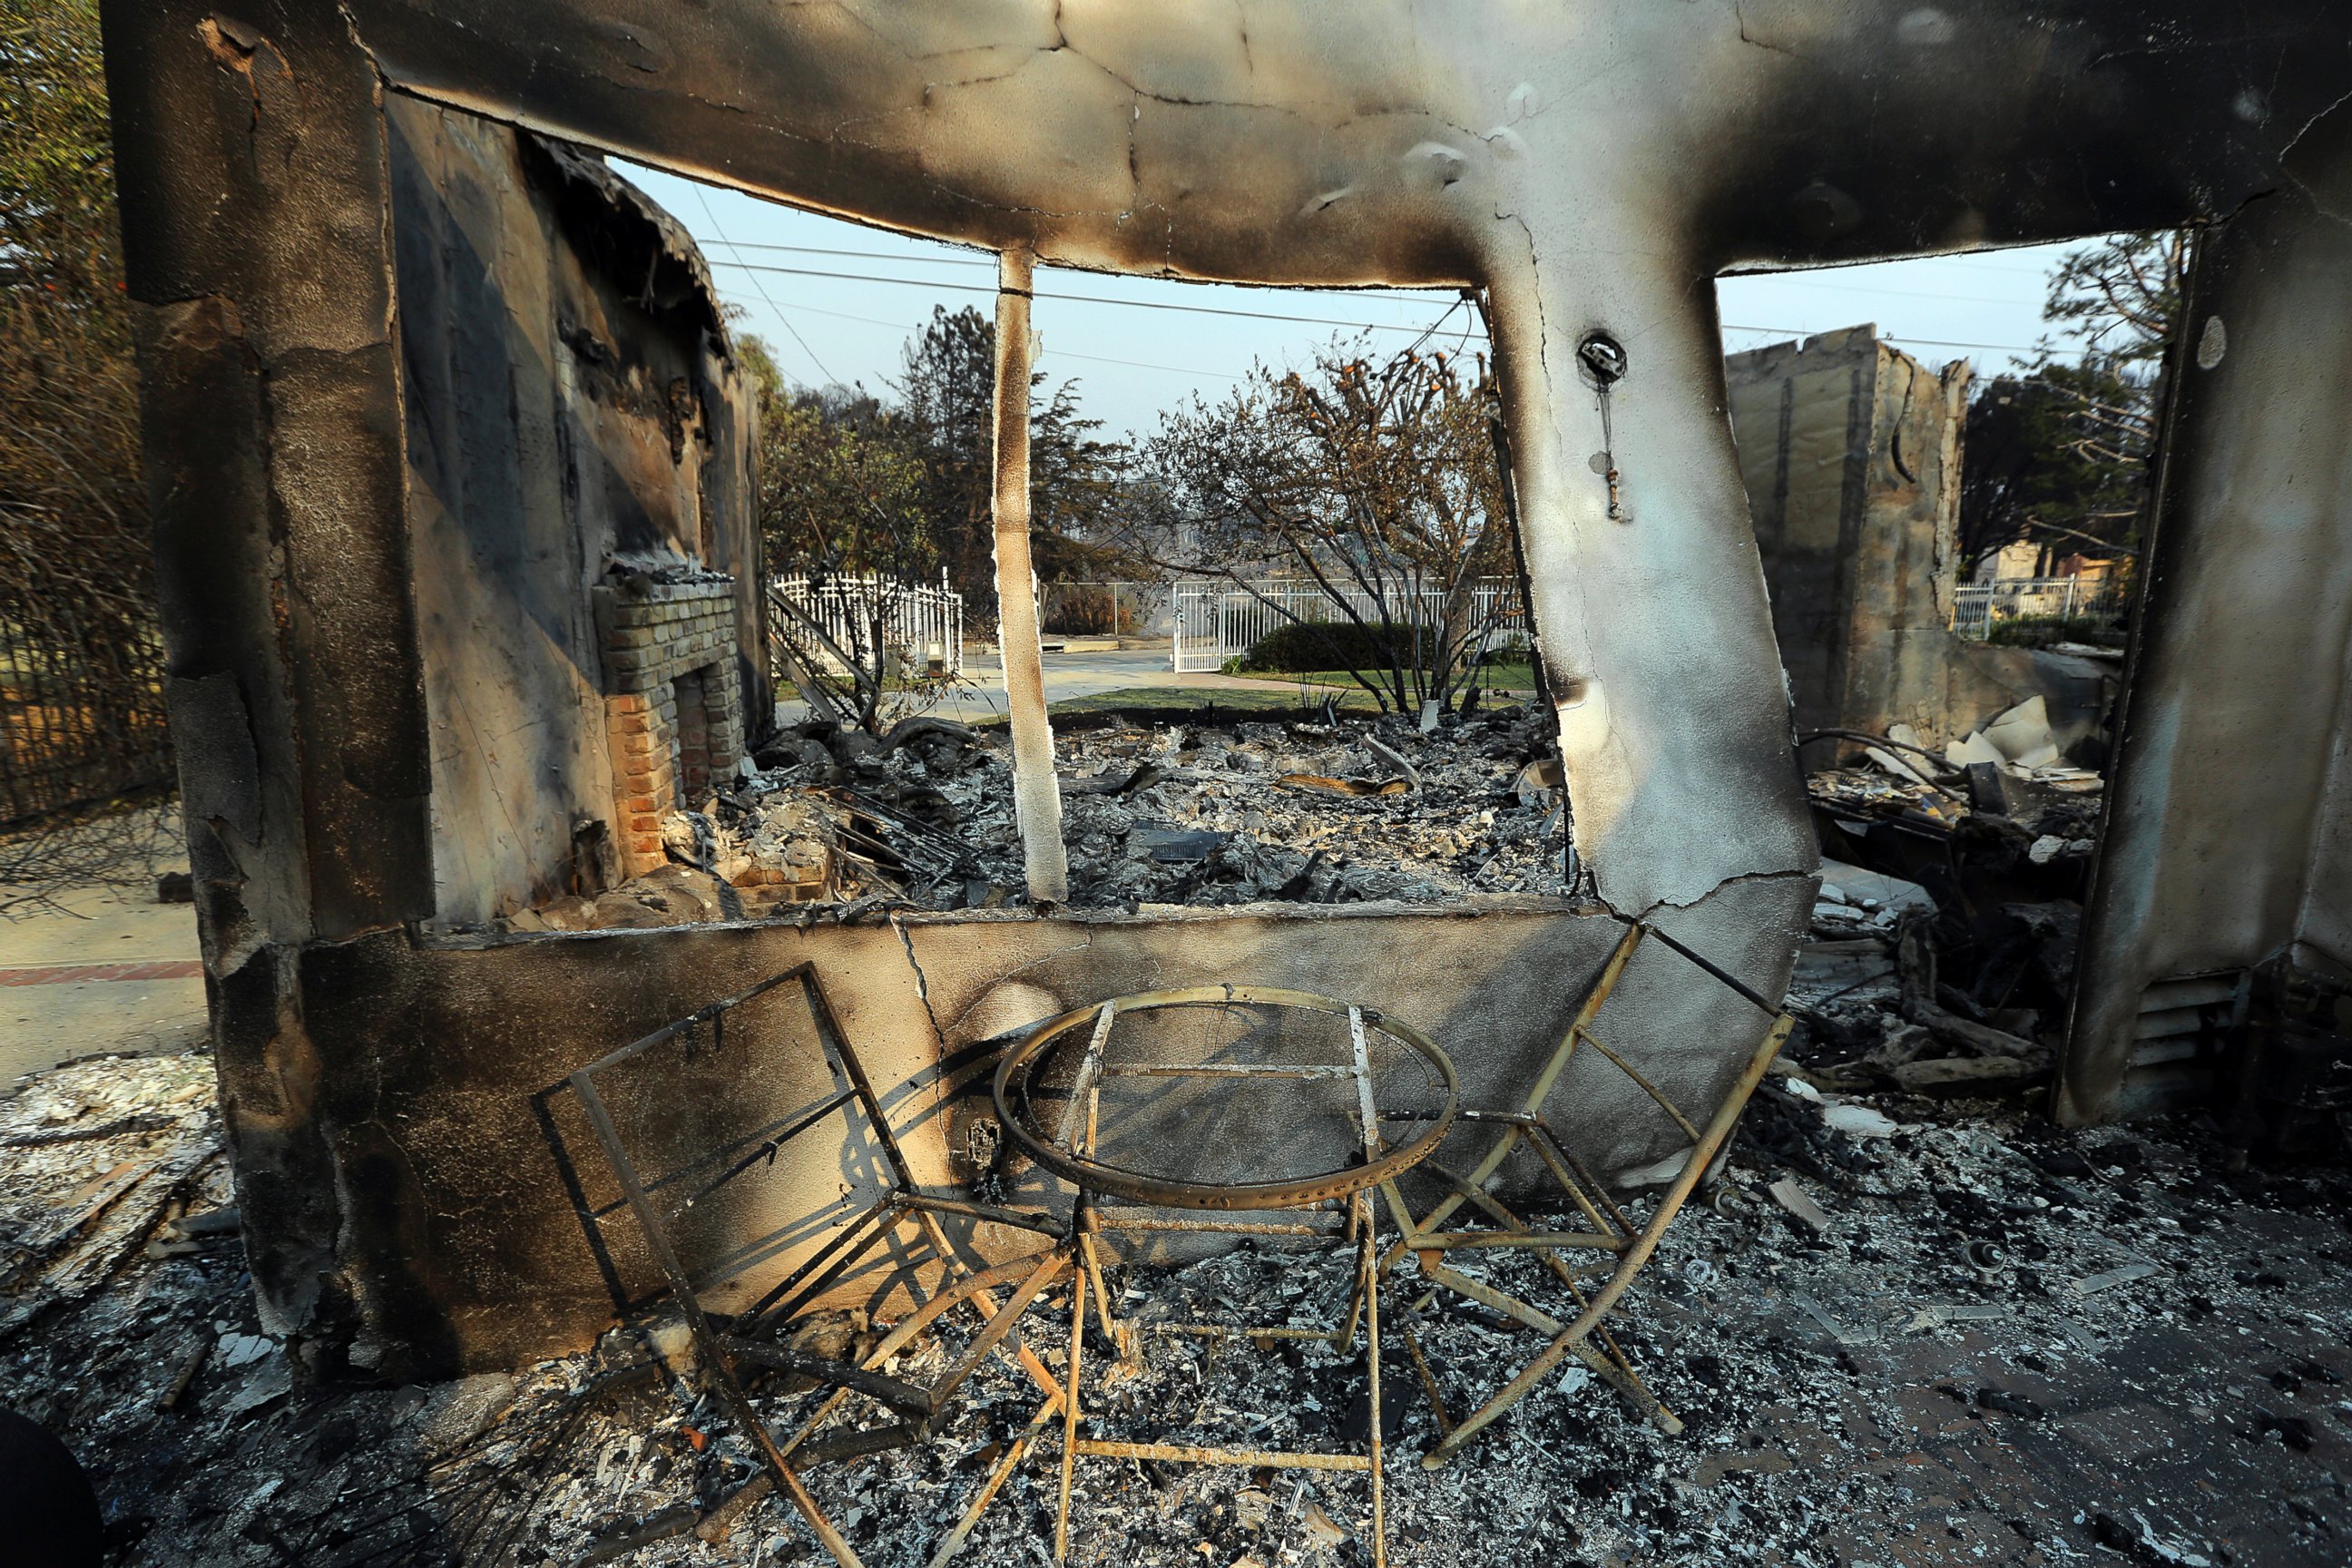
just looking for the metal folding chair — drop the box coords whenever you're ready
[1372,920,1793,1466]
[565,963,1067,1567]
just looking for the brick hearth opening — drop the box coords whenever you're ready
[594,573,744,877]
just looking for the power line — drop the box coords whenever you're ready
[1721,325,2040,354]
[1737,275,2038,307]
[692,237,1450,302]
[710,259,1485,335]
[714,259,2043,353]
[708,233,2066,294]
[1050,347,1243,381]
[732,294,1245,382]
[709,254,2040,370]
[694,191,839,384]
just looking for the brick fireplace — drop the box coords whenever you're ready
[594,573,745,877]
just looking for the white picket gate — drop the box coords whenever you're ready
[1170,578,1524,673]
[1950,577,2122,640]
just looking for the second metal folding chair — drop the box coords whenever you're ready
[567,962,1067,1567]
[1374,920,1793,1465]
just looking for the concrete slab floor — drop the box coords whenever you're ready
[0,881,207,1088]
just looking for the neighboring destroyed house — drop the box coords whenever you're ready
[1728,327,2112,758]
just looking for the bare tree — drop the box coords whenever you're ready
[1134,339,1514,716]
[1960,230,2184,572]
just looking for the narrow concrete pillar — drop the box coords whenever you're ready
[991,250,1068,903]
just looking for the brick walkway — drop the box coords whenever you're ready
[0,961,204,986]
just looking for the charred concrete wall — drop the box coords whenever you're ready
[1727,328,2113,755]
[273,898,1792,1375]
[2064,113,2352,1122]
[387,97,761,926]
[98,4,770,1372]
[1727,328,1973,742]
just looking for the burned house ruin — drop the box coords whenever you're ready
[94,0,2352,1436]
[391,105,765,921]
[1727,326,2109,754]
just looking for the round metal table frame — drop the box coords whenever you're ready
[991,985,1460,1568]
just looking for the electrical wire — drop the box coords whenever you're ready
[686,236,1450,302]
[695,190,840,384]
[710,258,1488,335]
[710,258,2045,355]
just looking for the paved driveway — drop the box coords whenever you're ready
[777,642,1321,728]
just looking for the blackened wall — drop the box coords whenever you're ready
[387,98,762,927]
[2066,114,2352,1122]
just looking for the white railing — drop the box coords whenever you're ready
[1951,576,2122,640]
[1171,578,1526,674]
[770,573,964,677]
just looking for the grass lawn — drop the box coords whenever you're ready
[965,672,1541,727]
[1005,684,1387,721]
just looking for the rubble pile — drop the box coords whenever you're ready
[504,706,1574,934]
[12,1022,2352,1566]
[21,701,2352,1563]
[1796,704,2111,1104]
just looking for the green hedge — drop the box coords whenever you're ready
[1985,615,2125,650]
[1236,621,1427,673]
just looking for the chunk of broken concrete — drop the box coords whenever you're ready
[1819,1102,1900,1138]
[1982,696,2063,769]
[416,1372,517,1457]
[1819,858,1936,914]
[1945,731,2006,769]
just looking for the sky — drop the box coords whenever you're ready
[622,161,2098,445]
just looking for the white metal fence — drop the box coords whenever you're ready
[1171,578,1526,674]
[769,573,964,677]
[1950,576,2123,640]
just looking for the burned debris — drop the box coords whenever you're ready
[14,971,2352,1566]
[505,705,1574,933]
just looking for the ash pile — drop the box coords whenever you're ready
[501,704,1573,934]
[13,1035,2352,1564]
[19,700,2352,1565]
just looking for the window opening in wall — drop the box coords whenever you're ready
[480,196,2163,943]
[481,181,1599,935]
[1717,240,2156,1077]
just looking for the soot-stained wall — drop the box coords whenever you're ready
[387,97,763,927]
[2064,115,2352,1122]
[103,0,2352,1379]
